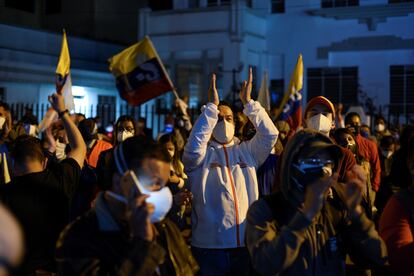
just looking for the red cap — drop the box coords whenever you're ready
[304,96,336,119]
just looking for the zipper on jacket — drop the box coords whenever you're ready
[222,146,241,247]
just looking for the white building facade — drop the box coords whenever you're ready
[139,0,414,124]
[0,23,170,134]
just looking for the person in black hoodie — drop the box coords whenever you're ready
[246,129,387,275]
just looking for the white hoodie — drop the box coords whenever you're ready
[183,100,278,249]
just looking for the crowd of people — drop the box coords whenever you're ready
[0,68,412,276]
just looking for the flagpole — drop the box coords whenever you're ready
[145,36,180,100]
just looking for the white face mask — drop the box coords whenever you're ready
[212,120,235,144]
[306,114,332,135]
[376,124,385,132]
[107,171,172,223]
[0,117,6,130]
[382,150,393,159]
[117,131,134,143]
[55,141,67,160]
[167,149,175,159]
[23,124,37,137]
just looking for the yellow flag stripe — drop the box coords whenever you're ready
[56,30,70,76]
[108,36,157,77]
[276,54,303,114]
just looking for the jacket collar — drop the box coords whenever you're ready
[95,192,120,232]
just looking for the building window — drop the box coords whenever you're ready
[307,67,358,108]
[389,0,414,3]
[176,64,204,108]
[271,0,285,13]
[207,0,231,7]
[5,0,35,13]
[45,0,61,14]
[390,65,414,115]
[97,95,116,128]
[270,79,284,108]
[148,0,173,11]
[188,0,199,8]
[321,0,359,8]
[0,88,6,102]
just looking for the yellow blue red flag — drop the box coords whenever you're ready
[108,36,174,106]
[55,30,74,111]
[278,54,303,131]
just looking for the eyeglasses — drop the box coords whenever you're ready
[119,127,134,133]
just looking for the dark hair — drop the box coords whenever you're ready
[0,102,10,111]
[11,135,45,164]
[380,135,395,149]
[332,128,356,144]
[113,115,138,145]
[344,112,361,125]
[78,118,97,142]
[159,133,184,176]
[332,128,363,162]
[97,136,170,190]
[218,100,233,110]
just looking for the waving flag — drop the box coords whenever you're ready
[277,54,303,132]
[108,36,174,106]
[56,30,74,111]
[257,71,270,111]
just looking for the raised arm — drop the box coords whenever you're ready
[183,74,219,171]
[340,166,387,267]
[240,68,279,167]
[48,93,86,169]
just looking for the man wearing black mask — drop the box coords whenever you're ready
[345,112,381,211]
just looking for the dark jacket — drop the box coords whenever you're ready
[246,130,388,276]
[56,193,165,275]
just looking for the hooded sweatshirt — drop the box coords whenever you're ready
[245,129,388,275]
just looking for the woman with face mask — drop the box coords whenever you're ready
[113,115,137,145]
[159,133,192,231]
[333,128,375,219]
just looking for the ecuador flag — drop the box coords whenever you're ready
[278,54,303,132]
[56,30,74,111]
[108,36,174,106]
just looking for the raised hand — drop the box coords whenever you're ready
[48,93,66,113]
[208,73,219,106]
[128,194,155,241]
[302,172,339,221]
[240,67,253,105]
[344,165,366,214]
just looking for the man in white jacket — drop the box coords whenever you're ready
[183,69,279,275]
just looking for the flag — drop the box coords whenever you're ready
[108,36,174,106]
[56,30,75,111]
[278,54,303,132]
[257,71,270,111]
